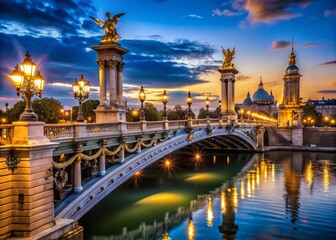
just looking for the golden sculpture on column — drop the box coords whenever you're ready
[91,10,128,123]
[218,47,238,121]
[90,12,125,43]
[221,47,236,70]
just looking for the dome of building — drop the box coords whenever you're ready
[252,79,273,102]
[285,64,299,75]
[285,48,300,75]
[243,92,252,105]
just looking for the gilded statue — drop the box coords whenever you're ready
[90,12,125,43]
[221,47,235,70]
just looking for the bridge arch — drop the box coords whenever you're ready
[55,127,256,221]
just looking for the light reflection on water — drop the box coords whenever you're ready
[79,152,336,240]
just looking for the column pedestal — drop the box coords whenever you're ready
[92,43,128,124]
[218,69,238,122]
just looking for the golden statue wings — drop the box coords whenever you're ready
[90,12,125,43]
[221,47,236,70]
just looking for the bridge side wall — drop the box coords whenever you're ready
[0,148,12,240]
[303,127,336,147]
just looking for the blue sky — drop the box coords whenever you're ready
[0,0,335,111]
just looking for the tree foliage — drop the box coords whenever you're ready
[5,98,63,123]
[197,107,220,119]
[7,101,25,123]
[167,104,195,120]
[144,102,161,121]
[32,98,63,123]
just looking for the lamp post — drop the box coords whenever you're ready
[187,91,192,119]
[9,52,45,121]
[206,97,210,119]
[162,90,168,120]
[72,75,90,122]
[139,86,146,120]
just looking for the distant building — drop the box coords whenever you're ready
[307,98,336,117]
[236,78,278,117]
[277,45,303,127]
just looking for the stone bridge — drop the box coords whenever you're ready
[0,118,269,239]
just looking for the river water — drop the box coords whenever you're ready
[79,151,336,240]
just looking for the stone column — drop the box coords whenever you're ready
[108,60,117,107]
[98,154,106,176]
[119,145,125,164]
[218,69,238,121]
[137,144,142,154]
[73,159,82,193]
[227,79,232,113]
[117,62,125,107]
[231,80,235,113]
[97,60,106,106]
[221,79,228,113]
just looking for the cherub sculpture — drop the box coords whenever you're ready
[221,47,235,70]
[90,12,125,43]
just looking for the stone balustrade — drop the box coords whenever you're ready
[1,119,279,144]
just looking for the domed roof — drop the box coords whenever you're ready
[252,79,273,101]
[285,64,299,75]
[243,92,252,105]
[285,47,300,75]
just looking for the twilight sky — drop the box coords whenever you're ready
[0,0,335,111]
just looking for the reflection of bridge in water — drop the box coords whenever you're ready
[100,151,314,240]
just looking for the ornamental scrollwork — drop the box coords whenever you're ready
[6,152,20,173]
[54,169,68,191]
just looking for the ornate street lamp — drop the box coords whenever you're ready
[139,86,146,120]
[72,75,90,122]
[187,91,192,119]
[206,97,210,118]
[162,90,168,120]
[9,52,45,121]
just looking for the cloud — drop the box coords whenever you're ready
[212,9,242,17]
[245,0,311,23]
[301,43,321,48]
[319,61,336,66]
[271,40,291,50]
[213,0,312,24]
[184,14,204,19]
[316,90,336,94]
[236,74,250,80]
[0,0,97,40]
[120,39,217,88]
[324,9,336,17]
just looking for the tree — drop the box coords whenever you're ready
[32,98,63,123]
[167,104,195,120]
[303,104,322,126]
[6,98,63,123]
[71,100,100,122]
[198,107,207,119]
[144,102,161,121]
[7,101,25,123]
[82,100,100,122]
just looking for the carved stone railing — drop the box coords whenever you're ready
[192,119,207,126]
[210,118,220,123]
[0,124,13,145]
[44,124,74,140]
[146,121,164,130]
[86,123,120,135]
[168,120,186,130]
[126,122,142,131]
